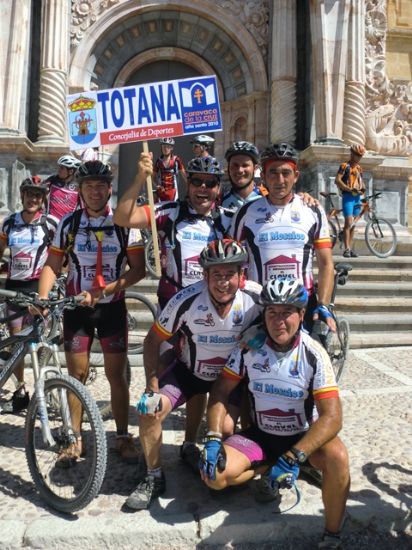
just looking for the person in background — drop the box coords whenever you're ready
[44,155,82,221]
[190,134,215,159]
[153,138,187,202]
[334,144,366,258]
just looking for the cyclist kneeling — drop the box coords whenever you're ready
[200,278,349,550]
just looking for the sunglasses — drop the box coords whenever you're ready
[190,177,220,189]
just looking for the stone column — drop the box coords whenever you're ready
[269,0,297,144]
[37,0,70,144]
[310,0,350,143]
[342,0,366,145]
[0,1,31,134]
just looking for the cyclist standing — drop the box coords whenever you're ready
[44,155,82,221]
[199,278,349,550]
[37,161,146,464]
[231,143,335,333]
[334,144,366,258]
[0,177,58,413]
[190,134,215,158]
[125,239,262,510]
[221,141,267,210]
[153,138,187,202]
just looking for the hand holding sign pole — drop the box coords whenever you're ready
[142,140,161,277]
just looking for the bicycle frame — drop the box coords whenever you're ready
[0,307,75,448]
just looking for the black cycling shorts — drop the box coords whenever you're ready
[63,299,128,354]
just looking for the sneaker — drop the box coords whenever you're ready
[343,249,351,258]
[116,434,140,464]
[254,474,280,503]
[1,388,30,414]
[300,461,322,486]
[349,250,358,258]
[318,533,342,549]
[56,440,82,469]
[125,472,166,510]
[180,442,200,474]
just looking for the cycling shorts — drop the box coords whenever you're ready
[63,299,128,354]
[224,425,303,467]
[159,360,242,411]
[342,191,362,218]
[5,279,38,329]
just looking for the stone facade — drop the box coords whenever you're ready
[0,0,411,232]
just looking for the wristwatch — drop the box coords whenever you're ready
[290,446,307,464]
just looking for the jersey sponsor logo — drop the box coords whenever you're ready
[252,379,304,399]
[194,313,215,326]
[269,230,305,241]
[256,407,304,434]
[81,264,115,281]
[12,252,33,271]
[251,358,270,373]
[77,243,118,253]
[255,213,274,224]
[209,334,237,344]
[232,305,243,326]
[184,255,202,279]
[198,335,208,343]
[265,254,301,282]
[197,305,208,311]
[290,210,301,222]
[195,356,226,379]
[257,207,267,212]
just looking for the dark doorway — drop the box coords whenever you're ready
[118,60,202,198]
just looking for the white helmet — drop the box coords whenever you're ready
[57,155,81,169]
[191,135,215,146]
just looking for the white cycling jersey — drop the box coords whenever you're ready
[0,212,58,281]
[49,208,143,302]
[223,331,339,436]
[231,194,331,294]
[143,201,234,304]
[153,280,261,381]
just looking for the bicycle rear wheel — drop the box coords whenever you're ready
[365,217,397,258]
[125,291,157,355]
[25,374,107,513]
[328,220,338,248]
[329,318,350,382]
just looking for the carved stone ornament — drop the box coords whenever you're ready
[220,0,269,61]
[365,0,412,156]
[70,0,120,46]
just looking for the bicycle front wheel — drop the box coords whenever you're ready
[25,374,107,513]
[125,291,157,355]
[329,318,350,383]
[365,218,397,258]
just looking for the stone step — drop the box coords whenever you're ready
[349,331,412,349]
[337,281,412,296]
[335,296,412,313]
[337,269,412,282]
[342,313,412,332]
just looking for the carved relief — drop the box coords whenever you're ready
[71,0,120,46]
[365,0,412,155]
[220,1,269,61]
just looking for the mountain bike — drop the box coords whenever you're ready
[321,191,397,258]
[312,262,351,382]
[0,289,107,513]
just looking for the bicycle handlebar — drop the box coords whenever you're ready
[0,289,84,309]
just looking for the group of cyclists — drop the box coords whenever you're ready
[0,136,355,549]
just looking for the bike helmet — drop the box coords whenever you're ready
[187,156,224,177]
[76,160,113,183]
[259,278,308,309]
[225,141,259,164]
[199,239,248,269]
[20,176,48,194]
[260,143,298,166]
[159,137,175,145]
[190,134,215,145]
[350,144,366,156]
[57,155,81,169]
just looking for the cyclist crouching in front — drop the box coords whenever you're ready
[125,239,262,511]
[200,278,350,550]
[37,161,145,466]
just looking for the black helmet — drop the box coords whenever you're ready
[76,161,113,183]
[225,141,259,164]
[199,239,248,269]
[187,156,224,177]
[260,143,298,165]
[259,278,308,309]
[20,176,48,194]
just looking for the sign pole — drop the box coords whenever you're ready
[142,141,161,277]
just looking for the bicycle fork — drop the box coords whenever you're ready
[29,342,76,448]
